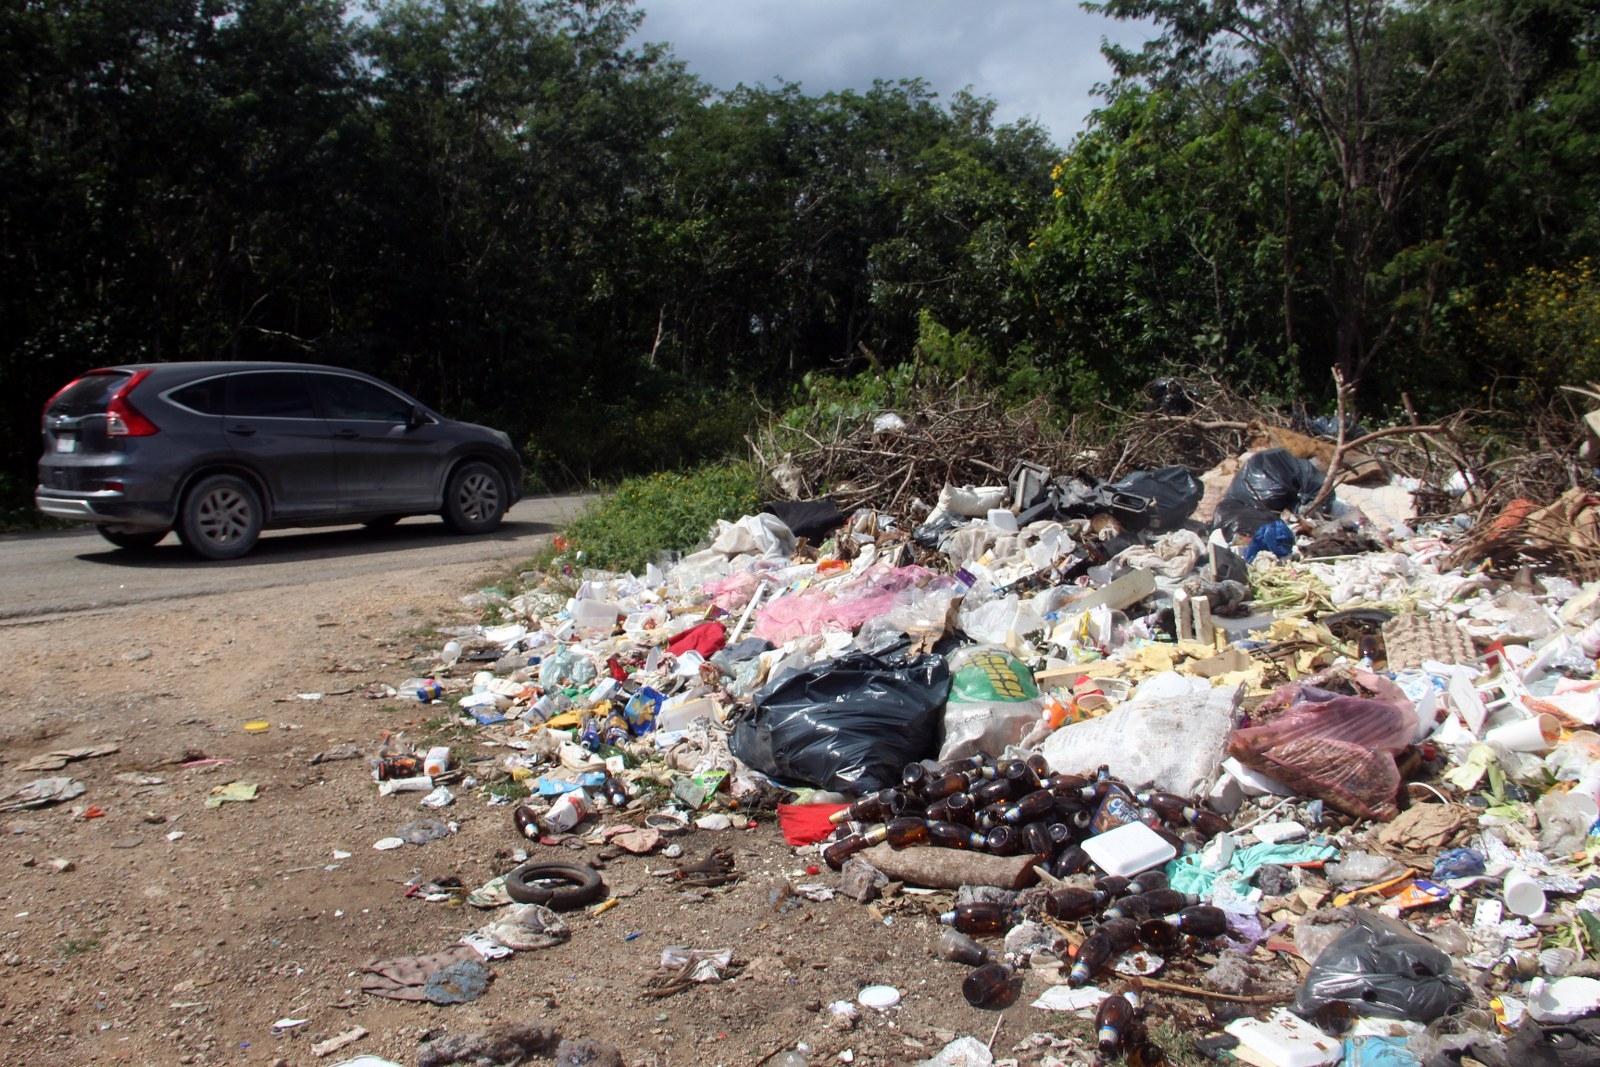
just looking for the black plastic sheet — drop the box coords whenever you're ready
[730,652,951,793]
[762,500,848,542]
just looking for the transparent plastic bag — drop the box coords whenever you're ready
[1227,696,1413,820]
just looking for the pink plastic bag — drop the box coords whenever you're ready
[1228,696,1414,821]
[751,565,944,645]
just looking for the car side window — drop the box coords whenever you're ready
[169,377,228,415]
[227,372,317,419]
[315,374,413,422]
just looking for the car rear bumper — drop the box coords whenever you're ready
[35,487,172,530]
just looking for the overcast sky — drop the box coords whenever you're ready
[634,1,1149,149]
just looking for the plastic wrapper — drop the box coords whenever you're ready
[1214,448,1326,538]
[729,651,951,793]
[701,571,766,612]
[1106,466,1203,531]
[957,595,1046,647]
[1294,912,1468,1023]
[1227,696,1413,820]
[708,513,795,560]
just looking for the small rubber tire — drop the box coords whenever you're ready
[441,460,508,534]
[176,474,263,560]
[504,861,606,909]
[98,526,169,551]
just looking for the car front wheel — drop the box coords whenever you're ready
[98,525,169,551]
[442,461,508,534]
[176,474,263,560]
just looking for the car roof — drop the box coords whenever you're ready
[97,361,379,376]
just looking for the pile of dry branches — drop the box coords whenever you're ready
[748,388,1067,515]
[750,370,1600,576]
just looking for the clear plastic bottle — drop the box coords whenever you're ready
[936,928,992,966]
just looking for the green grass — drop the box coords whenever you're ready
[485,778,531,801]
[58,935,100,958]
[563,462,763,573]
[1145,1015,1206,1066]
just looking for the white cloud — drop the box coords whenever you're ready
[635,0,1150,146]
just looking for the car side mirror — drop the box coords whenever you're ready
[406,405,426,429]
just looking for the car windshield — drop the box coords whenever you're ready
[47,371,130,417]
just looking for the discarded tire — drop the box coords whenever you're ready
[504,862,606,909]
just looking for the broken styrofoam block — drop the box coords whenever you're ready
[1527,976,1600,1023]
[1225,1009,1342,1067]
[1222,757,1296,797]
[1443,669,1487,737]
[1207,772,1246,816]
[1051,569,1158,625]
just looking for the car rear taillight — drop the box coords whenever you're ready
[105,369,159,436]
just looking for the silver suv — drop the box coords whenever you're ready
[36,362,523,559]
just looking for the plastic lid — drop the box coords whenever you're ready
[857,985,901,1009]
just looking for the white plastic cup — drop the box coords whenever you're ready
[1503,868,1547,918]
[1572,765,1600,807]
[1485,713,1561,753]
[1579,618,1600,659]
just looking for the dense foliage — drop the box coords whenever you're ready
[562,462,761,572]
[3,0,1599,513]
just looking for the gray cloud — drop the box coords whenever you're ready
[635,0,1149,146]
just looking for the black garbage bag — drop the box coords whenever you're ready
[762,500,848,542]
[1298,413,1369,441]
[1145,378,1199,415]
[1215,448,1327,538]
[913,514,961,550]
[1293,912,1469,1024]
[730,652,951,794]
[1107,466,1204,531]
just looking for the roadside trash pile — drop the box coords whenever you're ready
[357,407,1600,1067]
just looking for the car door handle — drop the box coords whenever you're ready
[227,425,256,437]
[334,428,360,439]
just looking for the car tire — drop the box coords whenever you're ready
[176,474,263,560]
[503,861,606,909]
[442,461,508,534]
[98,526,169,551]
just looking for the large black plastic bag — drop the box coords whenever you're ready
[1108,466,1204,531]
[731,652,952,794]
[1215,448,1327,538]
[1294,913,1468,1023]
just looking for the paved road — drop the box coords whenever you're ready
[0,494,592,623]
